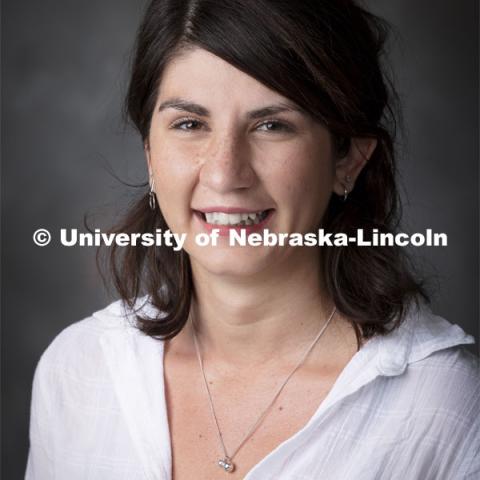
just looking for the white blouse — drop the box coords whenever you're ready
[26,298,479,479]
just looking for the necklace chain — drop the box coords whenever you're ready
[192,306,337,473]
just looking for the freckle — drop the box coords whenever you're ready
[199,434,203,438]
[209,381,213,385]
[278,406,284,411]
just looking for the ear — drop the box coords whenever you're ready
[332,137,377,197]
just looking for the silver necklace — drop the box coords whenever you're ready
[192,306,336,473]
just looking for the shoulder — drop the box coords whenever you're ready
[33,296,159,387]
[407,344,479,416]
[38,298,137,356]
[396,316,479,460]
[407,344,479,399]
[27,298,166,476]
[405,347,480,476]
[373,307,480,475]
[401,305,479,412]
[405,305,479,401]
[375,303,479,431]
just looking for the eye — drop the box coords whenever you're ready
[170,117,205,131]
[256,120,293,133]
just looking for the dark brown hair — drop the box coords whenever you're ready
[103,0,428,347]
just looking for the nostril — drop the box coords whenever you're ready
[198,154,256,193]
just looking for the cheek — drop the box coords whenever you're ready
[268,150,335,215]
[148,144,199,226]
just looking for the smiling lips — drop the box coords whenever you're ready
[204,211,268,226]
[194,208,273,233]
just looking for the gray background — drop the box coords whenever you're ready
[2,0,478,478]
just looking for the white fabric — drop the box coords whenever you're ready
[26,298,480,479]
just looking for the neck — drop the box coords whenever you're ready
[184,248,338,368]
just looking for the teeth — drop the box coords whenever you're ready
[204,211,267,226]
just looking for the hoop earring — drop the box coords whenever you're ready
[148,174,156,211]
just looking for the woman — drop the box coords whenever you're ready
[26,1,479,479]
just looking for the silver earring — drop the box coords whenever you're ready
[148,174,156,211]
[343,175,352,202]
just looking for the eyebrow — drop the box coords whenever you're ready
[157,97,304,120]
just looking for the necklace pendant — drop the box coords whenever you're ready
[218,457,235,473]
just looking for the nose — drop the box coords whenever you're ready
[198,132,256,193]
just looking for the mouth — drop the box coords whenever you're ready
[193,208,274,233]
[197,210,271,226]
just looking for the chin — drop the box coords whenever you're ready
[189,245,276,278]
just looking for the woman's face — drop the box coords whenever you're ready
[147,47,338,277]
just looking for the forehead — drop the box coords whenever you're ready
[157,47,293,108]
